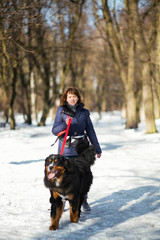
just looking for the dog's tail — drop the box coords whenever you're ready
[81,145,96,166]
[72,144,96,173]
[75,136,97,166]
[75,137,96,167]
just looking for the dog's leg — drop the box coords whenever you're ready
[49,191,63,230]
[69,198,80,223]
[78,194,85,217]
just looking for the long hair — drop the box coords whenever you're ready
[60,87,83,106]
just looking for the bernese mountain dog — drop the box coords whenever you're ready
[44,137,96,230]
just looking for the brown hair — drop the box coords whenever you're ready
[60,87,83,106]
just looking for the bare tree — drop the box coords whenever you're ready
[127,0,157,133]
[93,0,138,128]
[54,0,86,92]
[154,0,160,118]
[0,0,43,128]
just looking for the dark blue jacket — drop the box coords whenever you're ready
[52,104,102,156]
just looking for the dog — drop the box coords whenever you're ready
[44,137,96,230]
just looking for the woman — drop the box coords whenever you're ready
[52,87,102,211]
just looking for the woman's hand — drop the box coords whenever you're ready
[97,153,101,158]
[65,117,72,125]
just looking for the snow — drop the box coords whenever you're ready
[1,111,160,240]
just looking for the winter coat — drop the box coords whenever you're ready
[52,103,102,156]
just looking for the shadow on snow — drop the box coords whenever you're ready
[9,159,44,165]
[34,185,160,240]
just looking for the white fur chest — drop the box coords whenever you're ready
[55,178,60,187]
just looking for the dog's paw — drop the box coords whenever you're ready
[49,225,58,230]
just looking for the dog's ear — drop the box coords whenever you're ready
[44,156,49,166]
[44,154,54,166]
[60,156,69,169]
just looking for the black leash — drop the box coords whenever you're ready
[51,136,59,146]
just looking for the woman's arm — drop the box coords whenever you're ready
[52,108,67,136]
[85,111,102,155]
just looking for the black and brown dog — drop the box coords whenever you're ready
[44,137,96,230]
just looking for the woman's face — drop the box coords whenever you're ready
[67,93,79,106]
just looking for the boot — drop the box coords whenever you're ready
[82,195,91,212]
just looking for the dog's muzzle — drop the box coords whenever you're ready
[47,162,59,180]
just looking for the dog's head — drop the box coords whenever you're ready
[45,154,67,181]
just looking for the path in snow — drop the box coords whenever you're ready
[0,112,160,240]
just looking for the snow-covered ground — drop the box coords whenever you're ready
[1,111,160,240]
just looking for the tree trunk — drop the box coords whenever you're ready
[58,0,85,92]
[101,0,137,128]
[128,0,157,133]
[9,66,17,130]
[38,66,50,126]
[126,87,137,129]
[126,34,137,128]
[155,1,160,118]
[142,62,157,133]
[124,0,138,128]
[59,63,70,93]
[19,64,32,124]
[30,71,37,121]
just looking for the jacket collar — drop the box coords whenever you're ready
[62,103,84,117]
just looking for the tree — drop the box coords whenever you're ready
[154,0,160,118]
[127,0,157,133]
[93,0,138,128]
[0,0,43,128]
[0,0,24,129]
[54,0,86,92]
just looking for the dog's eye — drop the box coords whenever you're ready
[54,159,58,163]
[49,159,52,163]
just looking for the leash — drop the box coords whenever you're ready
[50,129,67,147]
[51,116,72,152]
[60,116,72,155]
